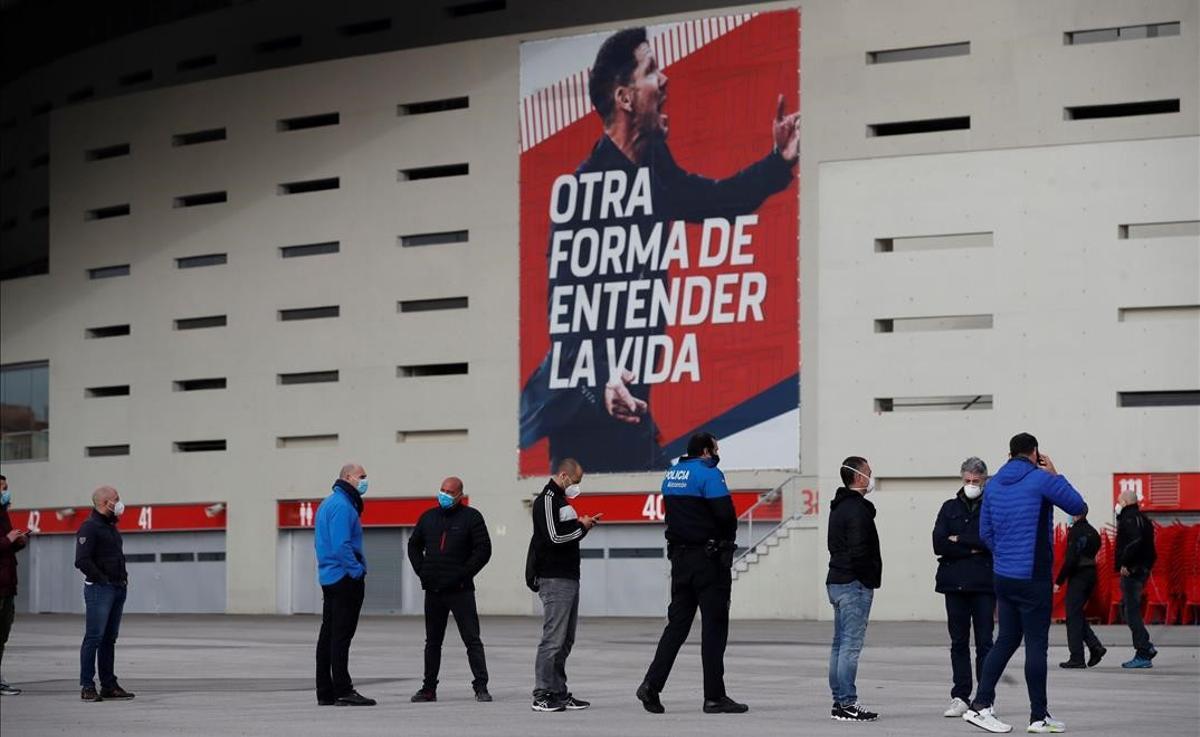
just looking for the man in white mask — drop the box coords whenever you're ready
[75,486,134,702]
[932,457,995,718]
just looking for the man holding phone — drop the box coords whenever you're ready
[1,474,29,696]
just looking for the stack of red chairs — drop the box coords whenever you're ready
[1182,524,1200,625]
[1052,525,1069,622]
[1143,522,1181,624]
[1088,527,1116,623]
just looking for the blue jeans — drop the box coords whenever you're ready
[827,581,874,706]
[80,583,127,688]
[971,575,1051,723]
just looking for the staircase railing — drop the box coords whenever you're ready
[735,475,802,566]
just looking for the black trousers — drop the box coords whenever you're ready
[644,548,731,700]
[315,575,365,699]
[944,591,995,702]
[423,588,488,691]
[1120,570,1154,657]
[1064,568,1103,661]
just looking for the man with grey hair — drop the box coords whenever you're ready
[933,458,994,718]
[75,485,134,702]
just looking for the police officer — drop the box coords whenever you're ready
[637,432,747,715]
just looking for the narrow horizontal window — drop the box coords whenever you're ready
[86,324,130,339]
[278,177,339,195]
[161,552,196,562]
[277,112,340,131]
[281,241,340,258]
[399,362,469,377]
[85,143,130,161]
[1065,22,1180,45]
[88,264,130,279]
[175,315,227,330]
[174,439,227,453]
[868,116,970,137]
[29,206,49,221]
[255,34,302,53]
[279,305,339,321]
[176,253,227,268]
[579,548,605,559]
[397,429,469,443]
[1118,220,1199,239]
[86,204,130,221]
[276,434,339,449]
[177,54,217,72]
[1118,391,1200,407]
[67,86,95,104]
[87,444,130,457]
[31,101,52,116]
[447,0,506,17]
[400,164,469,181]
[399,97,470,116]
[399,297,469,313]
[125,553,156,563]
[1118,305,1200,322]
[30,153,49,168]
[400,230,468,247]
[875,315,993,333]
[85,385,130,398]
[172,127,226,147]
[174,378,227,391]
[339,17,392,36]
[1064,99,1179,120]
[197,552,225,562]
[173,191,227,208]
[867,42,969,64]
[119,69,153,86]
[876,395,992,412]
[608,547,665,559]
[876,232,992,253]
[278,370,339,385]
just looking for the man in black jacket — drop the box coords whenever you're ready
[932,457,995,718]
[408,477,492,703]
[1114,490,1157,668]
[826,456,882,722]
[527,459,598,712]
[1055,511,1105,668]
[0,474,28,696]
[75,486,134,702]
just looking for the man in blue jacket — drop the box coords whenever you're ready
[963,434,1087,735]
[314,463,375,707]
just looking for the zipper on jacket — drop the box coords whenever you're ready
[440,531,447,552]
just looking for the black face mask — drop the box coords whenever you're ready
[709,454,720,466]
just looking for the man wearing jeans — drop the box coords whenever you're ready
[75,486,134,702]
[313,463,375,707]
[1114,489,1157,668]
[526,459,598,712]
[964,434,1087,734]
[826,456,882,722]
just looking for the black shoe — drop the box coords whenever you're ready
[99,685,135,700]
[832,703,878,721]
[703,696,749,714]
[531,693,565,712]
[335,690,376,706]
[1145,645,1158,661]
[81,686,102,702]
[1087,645,1107,667]
[637,683,664,714]
[411,688,437,703]
[562,693,590,710]
[474,689,493,703]
[1059,659,1086,669]
[317,697,336,706]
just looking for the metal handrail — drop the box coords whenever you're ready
[732,514,803,570]
[736,474,802,562]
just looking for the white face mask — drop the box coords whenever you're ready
[112,500,126,517]
[842,465,875,495]
[564,483,582,499]
[963,484,983,499]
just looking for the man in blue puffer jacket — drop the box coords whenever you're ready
[963,434,1087,735]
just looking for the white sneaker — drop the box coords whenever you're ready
[1028,714,1066,733]
[965,707,1013,733]
[944,697,971,717]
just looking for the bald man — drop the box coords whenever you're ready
[75,486,134,702]
[1114,489,1158,668]
[408,477,492,702]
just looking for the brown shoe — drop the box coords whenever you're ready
[81,686,102,701]
[100,685,135,700]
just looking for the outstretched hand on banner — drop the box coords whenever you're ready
[605,369,648,424]
[773,94,800,164]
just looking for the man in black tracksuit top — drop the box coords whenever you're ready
[526,459,598,712]
[1055,512,1105,668]
[637,432,745,715]
[1114,491,1157,667]
[408,476,492,702]
[74,486,134,702]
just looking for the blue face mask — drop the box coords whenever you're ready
[437,491,456,509]
[0,490,10,507]
[356,478,369,496]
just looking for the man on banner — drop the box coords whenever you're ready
[519,25,800,474]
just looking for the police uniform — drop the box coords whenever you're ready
[641,456,738,701]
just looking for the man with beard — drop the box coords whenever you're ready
[519,25,800,473]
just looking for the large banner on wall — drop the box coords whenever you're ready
[518,10,800,476]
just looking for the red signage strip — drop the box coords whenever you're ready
[8,503,226,536]
[1113,473,1200,513]
[572,491,779,524]
[278,497,462,529]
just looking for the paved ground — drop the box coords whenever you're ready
[1,614,1197,736]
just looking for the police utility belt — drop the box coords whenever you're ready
[670,539,736,558]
